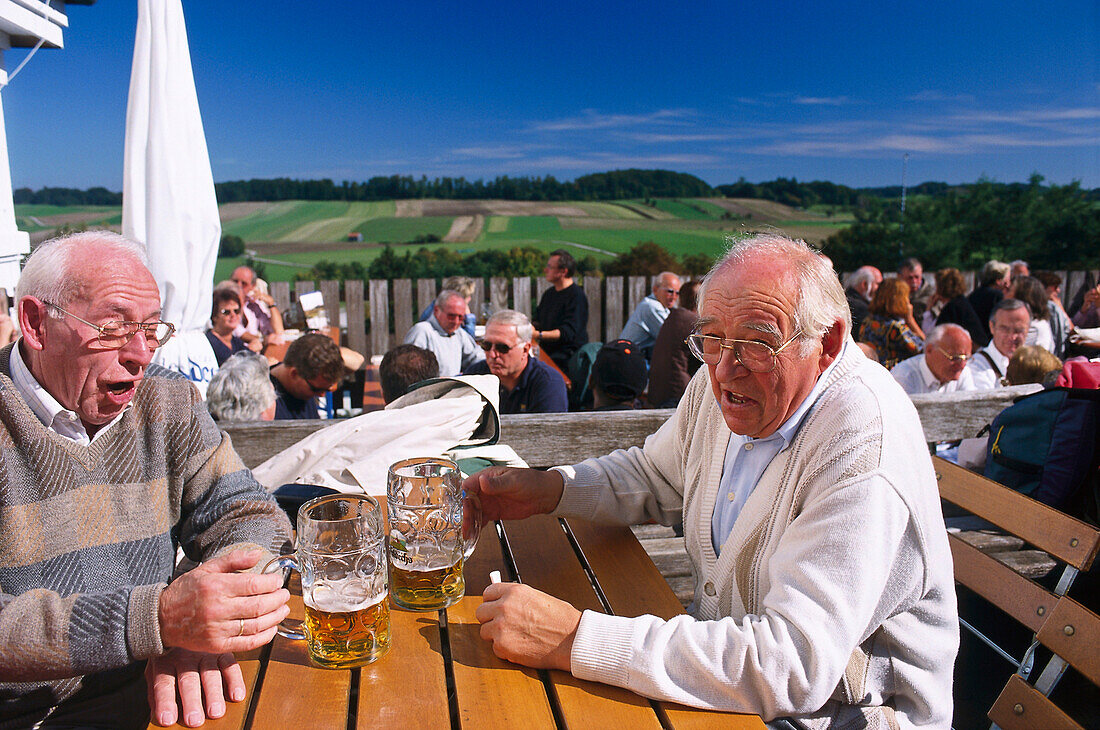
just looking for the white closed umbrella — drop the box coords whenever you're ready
[123,0,219,395]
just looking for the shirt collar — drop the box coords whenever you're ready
[917,354,945,389]
[429,313,456,337]
[982,341,1010,370]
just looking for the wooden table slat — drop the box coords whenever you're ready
[447,597,557,729]
[357,609,449,728]
[503,516,666,729]
[565,519,766,730]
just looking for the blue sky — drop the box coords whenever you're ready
[5,1,1098,190]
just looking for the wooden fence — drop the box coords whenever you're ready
[268,270,1100,361]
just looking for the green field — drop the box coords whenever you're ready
[221,200,395,242]
[21,196,849,284]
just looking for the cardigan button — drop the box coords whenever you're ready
[703,582,716,596]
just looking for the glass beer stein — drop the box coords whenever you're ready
[264,494,390,668]
[387,457,481,611]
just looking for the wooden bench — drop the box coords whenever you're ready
[933,456,1100,729]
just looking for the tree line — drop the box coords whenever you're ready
[823,175,1100,272]
[18,172,1098,210]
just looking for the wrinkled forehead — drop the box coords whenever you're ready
[699,263,798,336]
[71,253,160,306]
[484,323,520,342]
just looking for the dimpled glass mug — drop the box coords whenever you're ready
[264,494,390,668]
[387,457,481,611]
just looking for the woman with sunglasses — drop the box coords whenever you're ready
[206,282,250,365]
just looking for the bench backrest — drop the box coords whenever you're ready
[933,456,1100,729]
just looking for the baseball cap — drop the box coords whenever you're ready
[593,340,648,400]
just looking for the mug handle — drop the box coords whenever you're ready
[262,554,306,640]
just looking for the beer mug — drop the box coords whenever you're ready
[264,494,390,668]
[387,457,481,611]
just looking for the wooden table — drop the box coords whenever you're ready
[150,515,763,729]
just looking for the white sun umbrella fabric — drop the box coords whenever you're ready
[123,0,219,396]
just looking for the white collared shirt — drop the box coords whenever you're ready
[9,343,127,445]
[891,353,976,395]
[965,342,1011,390]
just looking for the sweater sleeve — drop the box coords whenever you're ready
[569,473,924,718]
[175,390,293,570]
[551,383,692,526]
[0,582,167,681]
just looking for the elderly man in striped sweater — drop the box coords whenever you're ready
[0,232,292,728]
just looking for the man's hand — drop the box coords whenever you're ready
[462,467,565,522]
[147,648,244,728]
[475,582,581,671]
[159,549,290,655]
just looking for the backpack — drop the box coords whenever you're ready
[984,387,1100,524]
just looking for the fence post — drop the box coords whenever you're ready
[393,278,414,342]
[417,278,435,316]
[345,280,367,358]
[369,279,389,357]
[512,277,532,317]
[490,277,509,314]
[627,276,646,317]
[319,281,340,335]
[604,276,624,341]
[583,275,602,345]
[270,281,291,312]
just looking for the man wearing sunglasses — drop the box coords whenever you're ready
[464,310,567,414]
[466,235,957,728]
[620,271,681,359]
[268,332,345,419]
[890,324,976,395]
[0,232,292,727]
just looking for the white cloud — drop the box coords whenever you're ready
[626,132,731,143]
[906,90,976,103]
[792,95,851,106]
[530,108,694,132]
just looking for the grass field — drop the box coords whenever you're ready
[20,196,852,284]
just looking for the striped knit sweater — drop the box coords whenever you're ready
[0,344,292,727]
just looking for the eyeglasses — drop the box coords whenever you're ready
[479,340,517,355]
[685,330,803,372]
[44,302,175,350]
[993,325,1028,336]
[661,287,680,296]
[935,346,970,363]
[217,308,241,317]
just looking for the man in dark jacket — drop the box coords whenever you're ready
[844,266,882,334]
[533,250,588,371]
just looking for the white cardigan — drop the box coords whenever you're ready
[553,344,958,728]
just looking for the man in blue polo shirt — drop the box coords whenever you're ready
[464,309,567,414]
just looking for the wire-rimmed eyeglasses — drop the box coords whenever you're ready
[934,346,970,363]
[44,301,175,350]
[684,330,803,372]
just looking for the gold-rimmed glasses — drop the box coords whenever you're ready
[43,302,175,350]
[934,346,970,363]
[685,330,803,372]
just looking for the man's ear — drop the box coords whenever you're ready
[817,319,845,371]
[19,297,48,352]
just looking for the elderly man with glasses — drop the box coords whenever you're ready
[465,234,958,728]
[890,324,977,395]
[0,232,292,728]
[464,309,567,414]
[619,271,681,359]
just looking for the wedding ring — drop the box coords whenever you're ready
[237,618,245,637]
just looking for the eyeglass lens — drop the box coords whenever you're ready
[688,334,776,372]
[480,341,512,354]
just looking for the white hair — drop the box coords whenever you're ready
[702,233,851,357]
[486,309,534,343]
[925,323,969,348]
[848,266,877,291]
[206,351,276,421]
[434,289,465,309]
[17,231,149,316]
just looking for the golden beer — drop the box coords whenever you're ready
[389,557,464,610]
[303,593,391,668]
